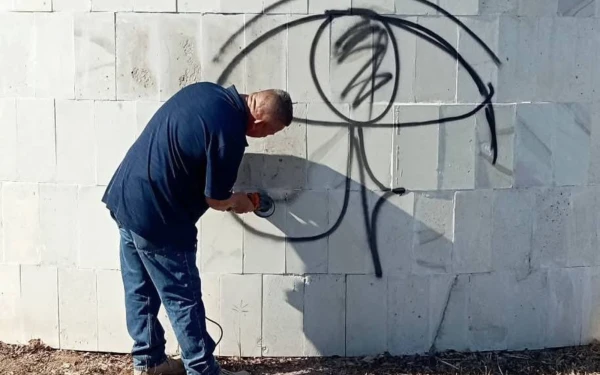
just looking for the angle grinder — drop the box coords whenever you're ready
[247,192,275,218]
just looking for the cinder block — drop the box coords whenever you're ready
[352,0,394,13]
[491,189,534,276]
[0,265,20,297]
[329,16,372,105]
[453,190,492,274]
[414,17,458,102]
[58,269,98,351]
[287,15,331,103]
[0,98,17,181]
[0,0,11,9]
[40,185,78,267]
[92,0,133,11]
[346,275,387,356]
[395,0,438,15]
[479,0,518,14]
[547,267,585,347]
[220,274,262,357]
[393,105,440,190]
[582,267,600,344]
[374,192,415,276]
[200,210,243,274]
[589,103,600,184]
[468,272,510,351]
[135,101,162,136]
[554,103,590,186]
[265,0,307,13]
[558,0,595,16]
[0,296,24,345]
[133,0,176,11]
[306,103,351,190]
[243,204,286,274]
[35,13,74,99]
[201,273,221,355]
[568,187,600,266]
[245,15,287,93]
[117,14,203,101]
[372,16,417,103]
[506,269,549,350]
[116,14,159,100]
[97,270,132,353]
[265,104,306,158]
[438,0,478,14]
[429,274,469,352]
[13,0,50,10]
[531,187,570,268]
[55,100,95,185]
[158,14,203,101]
[75,13,116,100]
[178,0,218,12]
[303,275,345,356]
[0,13,35,97]
[517,0,558,15]
[3,183,41,265]
[350,105,393,190]
[285,191,328,274]
[496,17,538,102]
[200,14,245,88]
[514,103,554,187]
[387,275,430,354]
[535,18,594,102]
[16,98,55,183]
[0,183,2,262]
[221,0,263,13]
[475,104,516,189]
[328,190,374,274]
[456,16,499,103]
[53,0,91,10]
[412,192,453,275]
[21,265,59,348]
[94,101,136,185]
[262,275,305,357]
[309,0,350,13]
[77,186,120,270]
[438,106,476,189]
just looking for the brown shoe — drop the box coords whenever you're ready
[133,357,186,375]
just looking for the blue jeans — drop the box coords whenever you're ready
[115,218,220,375]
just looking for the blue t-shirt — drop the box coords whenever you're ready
[102,82,248,247]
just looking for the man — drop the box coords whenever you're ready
[102,82,293,375]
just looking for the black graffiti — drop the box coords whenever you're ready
[215,0,502,278]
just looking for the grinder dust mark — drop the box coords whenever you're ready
[178,38,202,88]
[130,31,156,90]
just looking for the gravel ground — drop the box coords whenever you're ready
[2,339,600,375]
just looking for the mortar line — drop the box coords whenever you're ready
[113,12,117,100]
[53,99,57,174]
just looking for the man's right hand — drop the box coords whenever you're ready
[229,192,256,214]
[206,192,256,213]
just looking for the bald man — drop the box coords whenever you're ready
[102,82,293,375]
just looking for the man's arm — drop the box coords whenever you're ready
[204,141,254,214]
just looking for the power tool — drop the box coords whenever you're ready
[247,192,275,218]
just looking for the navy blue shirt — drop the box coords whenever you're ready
[102,82,248,247]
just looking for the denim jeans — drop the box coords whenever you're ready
[114,217,220,375]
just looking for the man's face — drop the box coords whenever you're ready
[247,118,285,138]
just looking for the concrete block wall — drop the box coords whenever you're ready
[2,0,600,358]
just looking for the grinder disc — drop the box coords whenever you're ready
[255,194,275,218]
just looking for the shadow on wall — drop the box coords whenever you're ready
[231,153,460,357]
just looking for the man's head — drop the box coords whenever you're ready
[245,89,293,138]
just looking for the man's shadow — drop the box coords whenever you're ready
[229,152,459,357]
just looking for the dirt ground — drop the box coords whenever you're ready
[2,339,600,375]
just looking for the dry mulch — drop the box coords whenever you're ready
[2,339,600,375]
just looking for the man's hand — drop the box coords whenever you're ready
[229,192,256,214]
[206,192,256,214]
